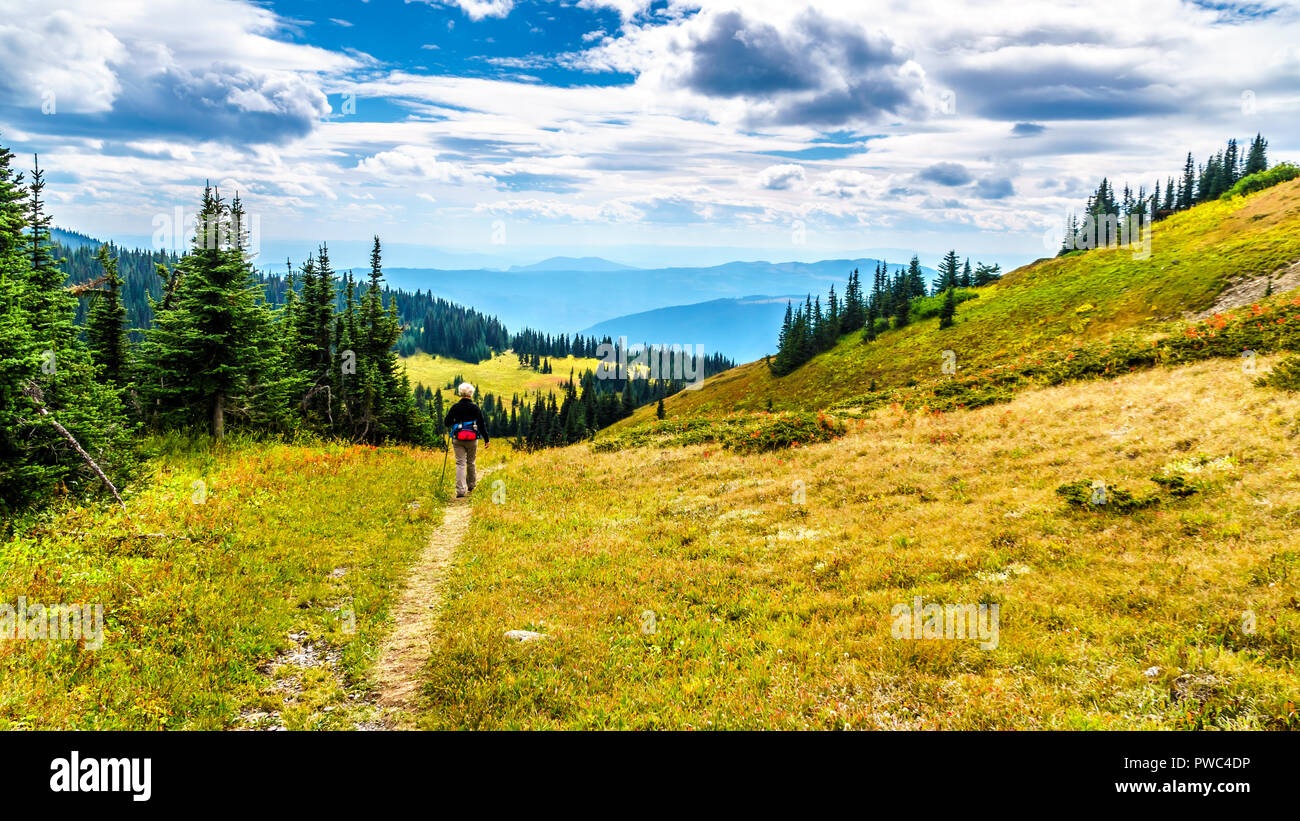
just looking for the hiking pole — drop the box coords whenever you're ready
[438,434,450,489]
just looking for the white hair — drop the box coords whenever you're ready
[457,382,475,398]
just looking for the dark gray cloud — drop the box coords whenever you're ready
[671,9,924,126]
[943,58,1181,121]
[918,162,973,186]
[0,61,330,145]
[676,11,822,97]
[1011,122,1046,137]
[973,175,1015,199]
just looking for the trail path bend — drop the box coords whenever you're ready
[371,465,498,729]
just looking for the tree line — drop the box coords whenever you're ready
[399,297,509,362]
[510,328,603,361]
[415,341,733,450]
[57,232,514,365]
[770,253,1001,375]
[1061,134,1272,251]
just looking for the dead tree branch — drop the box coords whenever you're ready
[20,380,127,512]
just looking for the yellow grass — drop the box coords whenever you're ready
[400,351,602,398]
[415,356,1300,729]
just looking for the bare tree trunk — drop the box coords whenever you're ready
[213,391,225,441]
[20,381,127,512]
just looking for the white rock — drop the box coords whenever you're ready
[504,630,547,642]
[1143,666,1160,677]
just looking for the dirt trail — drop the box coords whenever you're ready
[371,465,498,729]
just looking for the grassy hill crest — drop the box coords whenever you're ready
[626,177,1300,425]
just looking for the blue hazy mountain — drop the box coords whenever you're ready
[580,296,804,362]
[52,227,103,251]
[508,256,638,272]
[383,258,926,354]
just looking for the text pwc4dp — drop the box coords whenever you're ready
[1193,758,1251,769]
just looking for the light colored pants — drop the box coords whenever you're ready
[452,439,478,496]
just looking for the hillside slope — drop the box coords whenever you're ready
[415,356,1300,729]
[648,178,1300,420]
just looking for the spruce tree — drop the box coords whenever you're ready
[85,244,128,386]
[136,187,272,439]
[360,235,405,440]
[842,268,863,332]
[893,289,911,329]
[938,287,957,329]
[935,250,960,294]
[773,301,794,374]
[1179,153,1196,210]
[0,143,44,510]
[906,255,927,299]
[1244,133,1268,175]
[973,262,1002,287]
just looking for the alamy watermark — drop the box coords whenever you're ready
[1046,212,1151,260]
[152,206,261,260]
[596,336,706,390]
[891,596,999,650]
[0,598,103,650]
[50,751,151,802]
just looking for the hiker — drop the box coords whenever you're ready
[444,382,489,497]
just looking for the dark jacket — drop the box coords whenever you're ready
[444,397,489,443]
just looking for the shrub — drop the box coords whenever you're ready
[1150,474,1199,497]
[1257,353,1300,392]
[910,289,979,321]
[1221,163,1300,200]
[1056,480,1161,513]
[928,378,1014,411]
[723,412,847,453]
[591,418,728,452]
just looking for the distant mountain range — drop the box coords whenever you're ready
[580,296,802,363]
[508,256,639,272]
[383,258,928,360]
[52,227,104,251]
[59,228,931,363]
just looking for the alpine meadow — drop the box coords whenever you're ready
[2,0,1299,807]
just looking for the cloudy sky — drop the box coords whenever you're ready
[1,0,1297,269]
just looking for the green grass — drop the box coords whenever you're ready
[593,412,847,453]
[0,434,447,729]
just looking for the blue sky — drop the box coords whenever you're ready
[1,0,1298,270]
